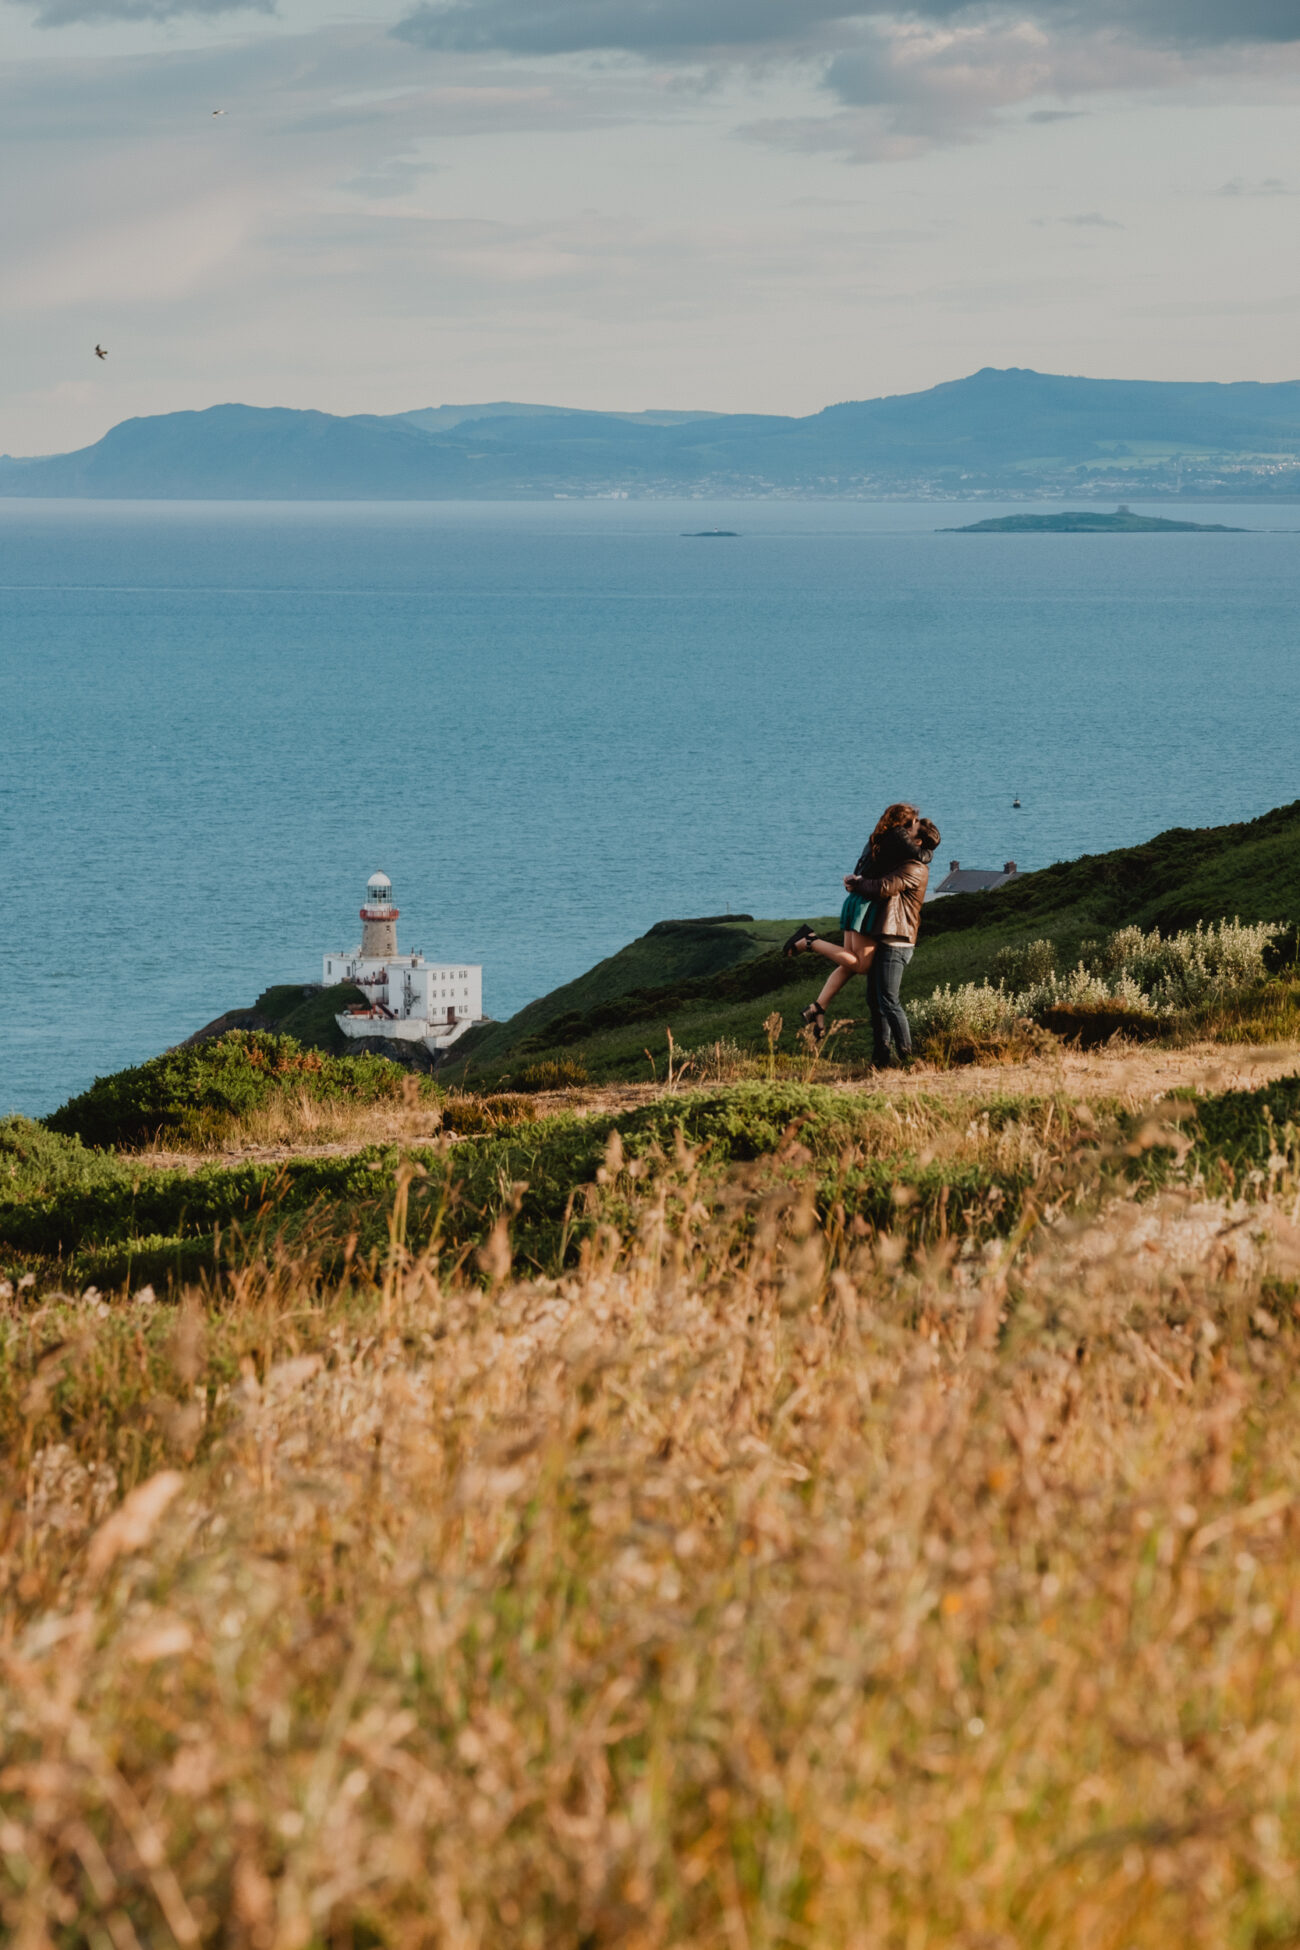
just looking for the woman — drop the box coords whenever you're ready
[783,803,935,1041]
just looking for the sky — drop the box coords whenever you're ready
[2,0,1299,454]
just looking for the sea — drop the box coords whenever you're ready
[2,496,1298,1119]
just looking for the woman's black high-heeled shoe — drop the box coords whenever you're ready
[782,924,818,959]
[801,1000,826,1043]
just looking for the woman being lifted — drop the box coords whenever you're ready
[783,802,938,1041]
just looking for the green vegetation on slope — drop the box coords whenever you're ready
[46,1030,438,1150]
[454,801,1300,1085]
[252,982,367,1053]
[10,1068,1298,1294]
[3,1084,1085,1289]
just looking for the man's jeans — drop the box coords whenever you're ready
[867,943,914,1063]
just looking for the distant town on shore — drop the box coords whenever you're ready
[5,367,1300,502]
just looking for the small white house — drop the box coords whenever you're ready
[323,871,483,1053]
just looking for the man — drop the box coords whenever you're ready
[843,812,938,1068]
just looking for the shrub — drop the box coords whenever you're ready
[913,920,1278,1055]
[990,938,1056,989]
[513,1058,590,1093]
[1038,1003,1165,1047]
[438,1094,537,1135]
[44,1031,434,1150]
[688,1038,762,1083]
[909,982,1025,1046]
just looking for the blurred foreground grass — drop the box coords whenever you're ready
[4,1057,1300,1944]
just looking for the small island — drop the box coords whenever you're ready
[682,529,739,537]
[941,504,1246,534]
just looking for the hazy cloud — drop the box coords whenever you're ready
[1060,211,1123,227]
[393,0,847,57]
[393,0,1300,59]
[341,153,436,198]
[1217,175,1289,195]
[26,0,270,24]
[391,0,1300,164]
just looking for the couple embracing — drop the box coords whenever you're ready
[783,802,940,1069]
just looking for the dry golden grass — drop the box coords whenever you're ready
[7,1066,1300,1947]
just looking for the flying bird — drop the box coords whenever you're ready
[94,344,108,360]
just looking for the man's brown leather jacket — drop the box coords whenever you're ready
[846,856,931,946]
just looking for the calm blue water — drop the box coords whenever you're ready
[2,496,1298,1118]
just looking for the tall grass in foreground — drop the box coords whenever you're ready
[6,1127,1300,1946]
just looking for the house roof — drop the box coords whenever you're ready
[930,865,1019,899]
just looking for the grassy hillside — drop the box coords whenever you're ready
[455,799,1300,1085]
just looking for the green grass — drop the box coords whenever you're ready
[252,981,368,1052]
[12,1068,1298,1295]
[2,1084,1074,1290]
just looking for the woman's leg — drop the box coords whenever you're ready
[806,929,868,973]
[816,934,875,1010]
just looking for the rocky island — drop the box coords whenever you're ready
[942,505,1246,533]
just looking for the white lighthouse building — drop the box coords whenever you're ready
[324,871,484,1053]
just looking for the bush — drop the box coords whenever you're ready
[687,1038,761,1083]
[45,1031,436,1150]
[912,920,1278,1055]
[438,1094,537,1135]
[513,1058,590,1093]
[990,938,1056,989]
[1192,1071,1300,1177]
[1038,1003,1165,1047]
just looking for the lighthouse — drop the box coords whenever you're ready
[322,869,484,1054]
[360,872,399,960]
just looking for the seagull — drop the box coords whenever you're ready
[94,344,108,360]
[212,108,226,115]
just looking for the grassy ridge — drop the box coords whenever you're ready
[2,1086,1060,1288]
[9,1070,1299,1293]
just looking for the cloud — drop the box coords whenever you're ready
[393,0,847,57]
[341,153,437,198]
[390,0,1300,164]
[1217,175,1289,195]
[27,0,270,24]
[1059,211,1123,227]
[737,15,1231,159]
[392,0,1300,59]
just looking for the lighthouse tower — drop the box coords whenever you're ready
[322,870,484,1054]
[360,872,399,959]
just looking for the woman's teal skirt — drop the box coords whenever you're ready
[840,891,879,937]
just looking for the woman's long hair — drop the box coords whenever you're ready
[870,801,919,845]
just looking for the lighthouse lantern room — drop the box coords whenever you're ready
[323,870,484,1053]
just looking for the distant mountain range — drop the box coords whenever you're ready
[5,368,1300,500]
